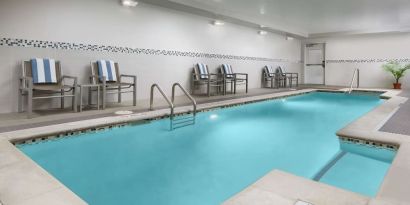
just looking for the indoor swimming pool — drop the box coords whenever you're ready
[18,92,396,205]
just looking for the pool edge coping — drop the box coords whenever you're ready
[225,88,410,205]
[335,88,410,204]
[0,89,316,205]
[0,87,408,205]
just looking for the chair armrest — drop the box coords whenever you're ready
[284,73,299,77]
[19,76,33,90]
[120,74,136,78]
[234,73,248,78]
[209,73,224,79]
[194,73,211,79]
[62,75,78,87]
[209,73,223,76]
[234,73,248,76]
[120,74,137,85]
[264,73,279,78]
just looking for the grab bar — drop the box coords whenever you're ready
[172,83,197,117]
[150,84,174,127]
[347,68,359,94]
[150,83,197,130]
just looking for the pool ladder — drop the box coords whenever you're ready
[150,83,197,130]
[346,68,359,94]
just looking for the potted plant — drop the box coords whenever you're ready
[382,61,410,89]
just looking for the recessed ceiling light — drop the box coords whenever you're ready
[121,0,138,7]
[258,30,268,35]
[286,36,295,40]
[212,20,225,26]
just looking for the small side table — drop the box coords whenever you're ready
[78,84,103,112]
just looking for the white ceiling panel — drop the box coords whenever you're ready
[155,0,410,37]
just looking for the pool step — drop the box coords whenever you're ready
[313,151,347,181]
[171,113,195,130]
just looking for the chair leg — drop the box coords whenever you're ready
[88,88,92,105]
[133,85,137,106]
[79,86,83,112]
[18,89,23,112]
[27,90,33,118]
[246,79,248,93]
[118,86,122,103]
[61,89,65,109]
[103,85,106,109]
[72,87,77,112]
[97,86,100,110]
[207,80,210,97]
[226,82,228,94]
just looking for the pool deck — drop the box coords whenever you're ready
[380,90,410,136]
[0,88,297,133]
[0,87,409,205]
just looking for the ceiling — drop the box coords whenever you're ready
[142,0,410,38]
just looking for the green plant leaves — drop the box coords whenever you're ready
[382,61,410,83]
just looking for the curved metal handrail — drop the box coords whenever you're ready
[347,68,359,94]
[150,84,174,117]
[172,83,197,116]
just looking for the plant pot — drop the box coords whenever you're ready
[393,83,402,89]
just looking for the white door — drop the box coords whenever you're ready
[304,44,325,84]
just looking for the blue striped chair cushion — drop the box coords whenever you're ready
[265,66,274,77]
[97,60,117,82]
[222,64,234,78]
[30,58,58,84]
[196,63,209,79]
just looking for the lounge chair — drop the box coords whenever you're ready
[276,66,299,88]
[262,65,285,88]
[220,64,248,94]
[90,60,137,108]
[191,63,224,96]
[18,58,77,117]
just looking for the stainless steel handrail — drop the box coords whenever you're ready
[172,83,197,117]
[150,83,196,130]
[150,84,174,128]
[347,68,359,94]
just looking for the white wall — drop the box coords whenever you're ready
[305,33,410,88]
[0,0,302,113]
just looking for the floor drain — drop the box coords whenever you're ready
[295,200,314,205]
[114,110,133,115]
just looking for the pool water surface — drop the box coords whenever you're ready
[19,92,394,205]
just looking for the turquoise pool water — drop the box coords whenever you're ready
[19,92,395,205]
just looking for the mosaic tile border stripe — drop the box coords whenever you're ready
[326,59,410,64]
[339,136,399,151]
[13,122,143,146]
[0,37,301,63]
